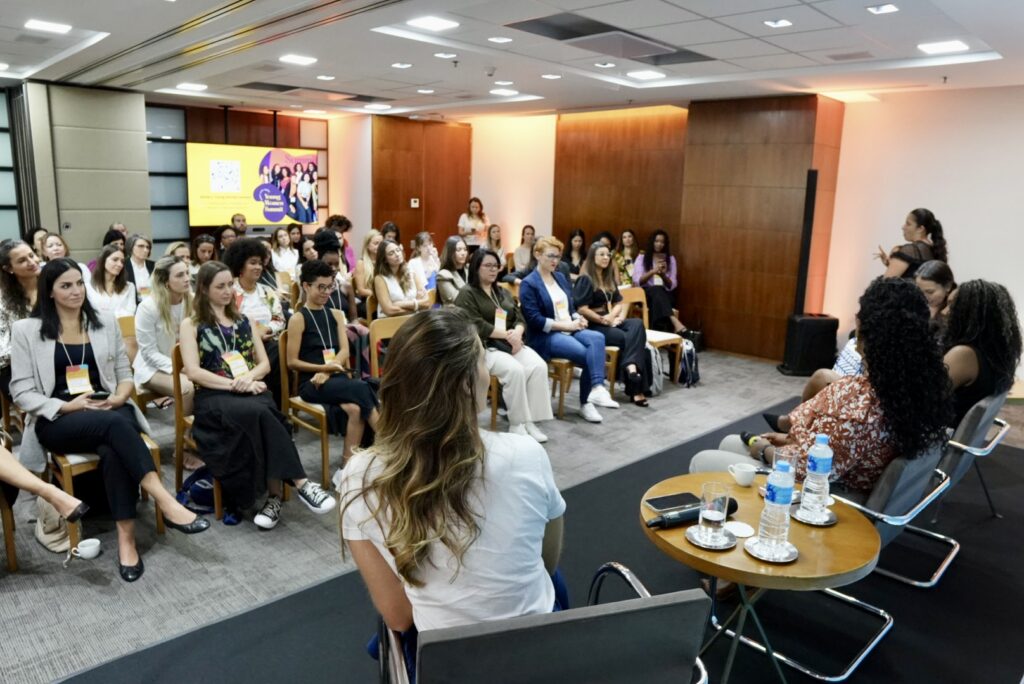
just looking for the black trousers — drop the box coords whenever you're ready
[589,318,652,394]
[35,405,154,520]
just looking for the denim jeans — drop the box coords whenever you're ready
[547,329,606,404]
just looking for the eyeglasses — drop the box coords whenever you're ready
[480,262,500,269]
[542,253,561,261]
[311,284,333,293]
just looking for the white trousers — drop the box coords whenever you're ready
[486,346,553,426]
[689,435,761,473]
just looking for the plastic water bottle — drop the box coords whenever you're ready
[799,434,833,523]
[757,460,794,559]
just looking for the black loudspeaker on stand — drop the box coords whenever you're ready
[778,169,839,377]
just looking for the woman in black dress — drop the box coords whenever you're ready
[286,260,378,465]
[878,207,949,279]
[562,229,586,282]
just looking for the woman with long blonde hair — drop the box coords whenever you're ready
[354,229,382,318]
[341,309,565,635]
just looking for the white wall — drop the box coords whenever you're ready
[327,114,373,249]
[825,85,1024,367]
[466,115,556,252]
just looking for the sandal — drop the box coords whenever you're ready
[152,397,174,410]
[632,396,649,407]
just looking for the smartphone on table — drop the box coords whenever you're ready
[643,492,700,513]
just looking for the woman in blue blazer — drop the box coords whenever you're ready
[519,236,619,423]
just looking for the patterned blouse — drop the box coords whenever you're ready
[196,317,257,379]
[776,375,894,492]
[232,281,285,336]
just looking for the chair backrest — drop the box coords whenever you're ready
[498,281,519,303]
[938,392,1009,489]
[506,251,515,273]
[369,314,413,378]
[117,315,136,338]
[366,293,378,324]
[862,444,944,547]
[289,281,300,310]
[171,344,188,428]
[618,287,648,328]
[278,329,294,412]
[416,589,710,684]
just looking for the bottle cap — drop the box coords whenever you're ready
[815,434,830,445]
[776,461,792,473]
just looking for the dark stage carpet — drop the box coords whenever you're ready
[66,400,1024,683]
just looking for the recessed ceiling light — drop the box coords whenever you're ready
[489,88,519,96]
[417,88,435,94]
[434,52,457,59]
[918,39,969,55]
[594,62,616,69]
[316,75,335,81]
[391,62,413,69]
[24,19,73,34]
[406,16,459,32]
[488,37,513,44]
[365,104,392,111]
[866,4,899,14]
[541,74,562,80]
[494,80,514,86]
[160,135,172,140]
[279,54,317,66]
[626,70,665,81]
[176,82,207,92]
[304,109,326,114]
[763,19,792,28]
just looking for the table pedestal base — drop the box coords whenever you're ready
[700,580,894,683]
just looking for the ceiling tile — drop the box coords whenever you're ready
[661,0,801,18]
[576,0,700,29]
[763,27,867,52]
[800,43,899,65]
[727,52,820,70]
[635,19,748,46]
[661,60,747,76]
[810,0,943,27]
[451,0,557,25]
[539,0,625,11]
[690,38,787,58]
[716,5,842,37]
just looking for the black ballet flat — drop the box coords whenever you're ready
[632,397,650,408]
[762,413,782,432]
[65,502,90,524]
[165,515,211,535]
[118,557,144,583]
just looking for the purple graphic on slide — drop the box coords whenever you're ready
[256,149,319,224]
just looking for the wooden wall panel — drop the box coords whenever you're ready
[226,111,275,147]
[680,95,826,360]
[371,117,471,242]
[553,106,687,251]
[805,96,845,314]
[185,107,225,144]
[277,116,301,148]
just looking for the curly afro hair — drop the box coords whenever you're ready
[943,279,1022,394]
[221,237,267,278]
[858,277,952,457]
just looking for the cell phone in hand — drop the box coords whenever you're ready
[89,391,110,400]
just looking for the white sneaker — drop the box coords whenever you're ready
[525,422,548,443]
[296,481,337,515]
[589,385,620,409]
[579,403,603,423]
[510,423,529,437]
[254,496,282,530]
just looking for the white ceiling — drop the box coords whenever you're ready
[1,0,1023,119]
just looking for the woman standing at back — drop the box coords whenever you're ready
[457,197,488,252]
[878,208,949,279]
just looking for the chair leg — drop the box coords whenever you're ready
[61,466,82,550]
[557,370,567,420]
[489,382,499,432]
[673,345,682,384]
[973,460,1002,519]
[874,525,960,589]
[150,447,164,535]
[320,417,331,489]
[213,479,224,520]
[2,503,16,572]
[174,431,185,491]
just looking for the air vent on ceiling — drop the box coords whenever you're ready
[565,30,672,59]
[507,13,620,42]
[15,34,50,44]
[634,49,713,66]
[238,81,294,92]
[828,51,874,61]
[254,64,285,73]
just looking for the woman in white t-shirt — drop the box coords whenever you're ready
[457,197,488,249]
[87,244,138,361]
[372,240,429,319]
[270,226,299,274]
[340,309,565,634]
[406,231,439,291]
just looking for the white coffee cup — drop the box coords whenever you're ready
[728,463,757,487]
[71,538,101,560]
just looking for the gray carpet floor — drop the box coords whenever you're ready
[0,351,805,683]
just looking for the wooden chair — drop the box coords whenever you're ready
[278,330,331,488]
[171,345,224,519]
[505,251,515,273]
[498,281,519,303]
[619,287,682,384]
[118,316,159,414]
[365,293,378,324]
[488,376,501,431]
[0,391,24,437]
[0,430,16,571]
[289,281,300,310]
[369,314,413,378]
[548,359,573,420]
[48,429,166,550]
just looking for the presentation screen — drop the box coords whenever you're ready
[185,143,320,226]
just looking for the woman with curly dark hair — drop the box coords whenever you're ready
[692,277,952,493]
[878,208,949,279]
[942,279,1022,425]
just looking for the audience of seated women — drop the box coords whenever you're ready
[513,224,536,273]
[87,229,127,272]
[406,231,439,292]
[286,260,379,463]
[574,242,651,407]
[270,226,299,275]
[0,241,41,399]
[616,229,641,287]
[942,279,1022,425]
[125,234,154,301]
[436,236,470,306]
[373,240,430,318]
[691,277,952,494]
[313,231,370,378]
[878,208,949,279]
[86,244,137,320]
[341,309,564,634]
[633,229,686,334]
[190,234,217,281]
[134,255,200,468]
[562,229,585,282]
[455,249,551,443]
[11,259,210,581]
[354,229,383,318]
[519,236,618,424]
[180,262,334,528]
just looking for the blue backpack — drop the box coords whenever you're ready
[678,339,700,388]
[176,466,215,515]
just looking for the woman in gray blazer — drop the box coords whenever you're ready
[11,259,209,582]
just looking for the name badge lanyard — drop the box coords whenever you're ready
[59,336,92,395]
[306,307,336,361]
[216,322,249,378]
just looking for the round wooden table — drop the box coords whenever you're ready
[641,472,884,684]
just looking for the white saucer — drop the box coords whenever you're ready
[724,521,755,538]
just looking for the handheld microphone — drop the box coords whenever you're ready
[646,498,739,529]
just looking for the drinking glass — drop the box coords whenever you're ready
[699,481,729,544]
